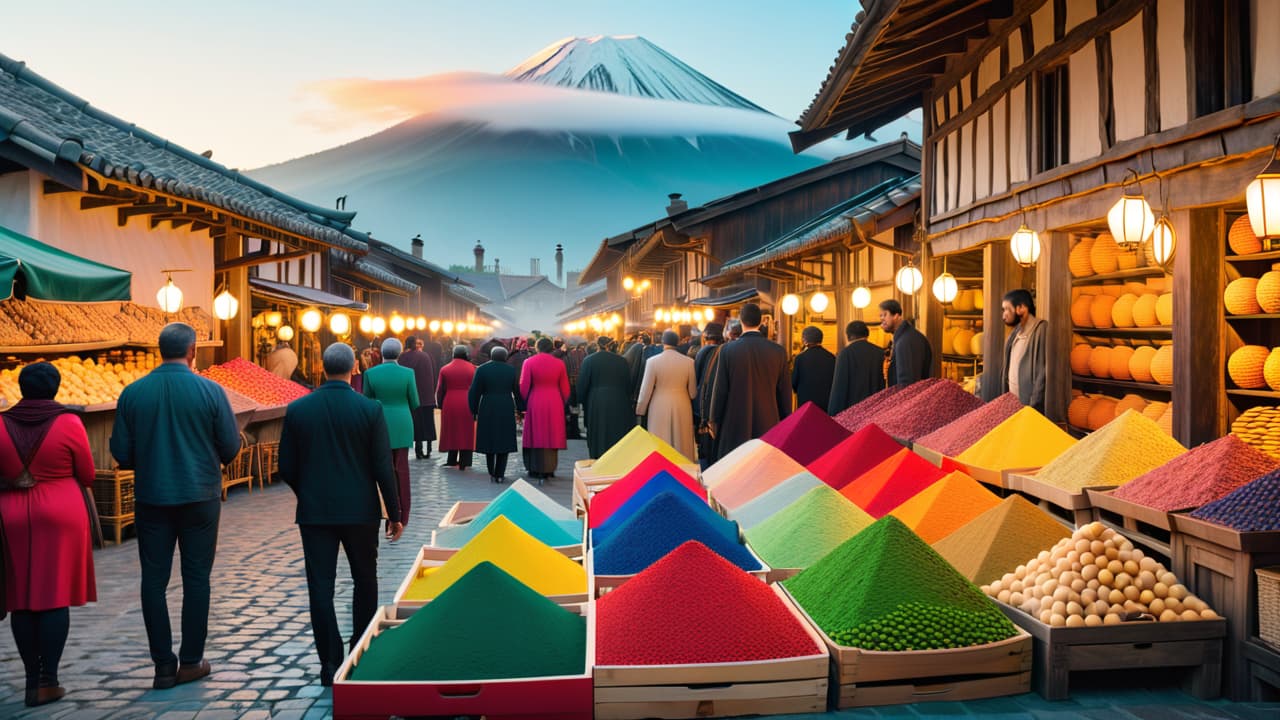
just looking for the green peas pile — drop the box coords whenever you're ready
[828,601,1018,652]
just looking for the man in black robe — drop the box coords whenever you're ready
[879,299,933,386]
[828,321,886,414]
[791,325,835,411]
[708,304,789,458]
[577,338,636,458]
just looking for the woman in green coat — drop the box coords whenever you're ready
[575,338,636,459]
[362,338,419,525]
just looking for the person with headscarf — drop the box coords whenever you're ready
[469,346,522,482]
[0,362,96,707]
[520,337,571,479]
[437,345,477,470]
[362,338,419,526]
[576,337,634,459]
[636,330,698,460]
[397,335,438,459]
[792,325,836,411]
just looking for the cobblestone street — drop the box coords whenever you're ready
[0,437,585,720]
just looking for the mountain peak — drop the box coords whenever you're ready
[505,35,769,113]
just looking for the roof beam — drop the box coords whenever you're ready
[216,248,309,272]
[117,202,177,226]
[79,195,135,210]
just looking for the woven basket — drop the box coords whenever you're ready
[93,468,135,518]
[1258,567,1280,650]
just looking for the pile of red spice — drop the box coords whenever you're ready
[588,452,704,529]
[200,357,309,407]
[595,541,819,665]
[833,383,915,432]
[841,448,946,518]
[760,402,850,466]
[863,381,983,442]
[808,423,904,490]
[1111,434,1278,511]
[914,393,1024,457]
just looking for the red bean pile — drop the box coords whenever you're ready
[834,380,937,433]
[1113,434,1278,512]
[915,393,1024,457]
[863,381,983,442]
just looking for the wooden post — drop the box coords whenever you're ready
[922,243,944,379]
[215,229,251,363]
[1038,231,1073,423]
[981,240,1021,401]
[1171,208,1224,446]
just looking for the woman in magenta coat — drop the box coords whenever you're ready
[436,345,477,470]
[519,337,570,480]
[0,362,96,708]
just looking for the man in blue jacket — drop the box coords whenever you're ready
[279,343,403,686]
[111,323,241,690]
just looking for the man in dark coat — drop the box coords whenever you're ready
[279,343,402,687]
[421,334,446,376]
[828,321,886,414]
[709,303,790,458]
[576,337,636,459]
[693,322,724,469]
[792,326,836,411]
[879,299,933,386]
[623,333,647,407]
[398,336,438,459]
[469,346,524,482]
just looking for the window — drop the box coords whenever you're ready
[1035,64,1069,173]
[1190,0,1251,118]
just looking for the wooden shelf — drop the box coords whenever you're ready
[941,353,983,363]
[1225,314,1280,320]
[0,339,128,355]
[944,312,984,318]
[1072,375,1173,394]
[1066,423,1092,438]
[1225,389,1280,399]
[1073,325,1172,337]
[1071,267,1168,285]
[126,340,222,349]
[1225,249,1280,263]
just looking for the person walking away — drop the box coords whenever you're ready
[708,303,789,458]
[111,323,240,690]
[828,321,885,414]
[576,338,634,459]
[265,340,298,380]
[879,299,933,386]
[636,331,698,461]
[521,338,571,480]
[1001,288,1048,413]
[507,338,532,381]
[0,363,96,707]
[362,339,419,525]
[792,326,836,411]
[693,323,725,469]
[622,334,646,410]
[398,335,438,459]
[565,341,586,440]
[422,334,446,375]
[437,345,477,470]
[469,346,523,482]
[279,343,402,686]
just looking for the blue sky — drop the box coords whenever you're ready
[1,0,857,168]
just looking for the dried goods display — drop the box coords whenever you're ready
[1110,435,1277,512]
[933,496,1073,586]
[1189,468,1280,532]
[1230,406,1280,460]
[0,350,158,406]
[592,490,759,574]
[0,299,212,347]
[888,471,1001,544]
[1034,410,1185,491]
[199,357,308,407]
[807,423,903,490]
[744,485,873,570]
[759,402,850,466]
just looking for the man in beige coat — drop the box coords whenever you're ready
[636,330,698,460]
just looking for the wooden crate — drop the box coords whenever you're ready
[334,606,593,720]
[586,542,769,599]
[1086,489,1173,561]
[593,584,829,719]
[1005,471,1098,529]
[392,545,588,618]
[428,526,583,560]
[999,603,1226,700]
[438,500,491,527]
[572,459,701,516]
[91,468,135,545]
[1243,637,1280,701]
[779,586,1032,708]
[1169,513,1280,699]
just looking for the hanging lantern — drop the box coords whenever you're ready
[623,276,635,291]
[704,308,715,322]
[416,316,427,331]
[428,319,441,333]
[851,286,872,309]
[329,312,351,336]
[1107,171,1155,248]
[389,314,406,334]
[1150,214,1177,268]
[1010,224,1042,267]
[932,272,959,304]
[300,308,323,333]
[212,290,239,320]
[156,275,184,313]
[371,316,387,335]
[809,291,830,314]
[780,294,801,315]
[266,311,283,328]
[1247,137,1280,242]
[358,314,373,334]
[440,320,453,335]
[895,264,923,295]
[276,325,295,342]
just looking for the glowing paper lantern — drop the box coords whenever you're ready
[300,308,323,333]
[780,294,800,315]
[212,290,239,320]
[329,313,351,336]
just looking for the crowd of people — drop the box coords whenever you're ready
[0,288,1048,707]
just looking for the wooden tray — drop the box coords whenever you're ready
[999,603,1225,700]
[438,500,490,527]
[1006,471,1102,529]
[1170,513,1280,553]
[586,543,769,599]
[911,443,945,468]
[778,586,1031,708]
[1087,488,1174,559]
[592,584,829,719]
[334,606,592,720]
[392,546,588,617]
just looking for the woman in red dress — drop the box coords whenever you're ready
[437,345,477,470]
[0,362,96,707]
[519,337,571,480]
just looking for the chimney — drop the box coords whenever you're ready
[473,242,484,272]
[411,234,423,259]
[555,244,564,285]
[530,258,541,276]
[666,192,688,216]
[494,257,500,275]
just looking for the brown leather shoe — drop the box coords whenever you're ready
[25,685,65,707]
[175,659,211,685]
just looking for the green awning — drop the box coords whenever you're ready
[0,223,132,302]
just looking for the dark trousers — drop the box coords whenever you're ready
[446,450,473,469]
[135,498,221,666]
[484,453,509,479]
[299,523,379,676]
[391,448,410,525]
[9,608,69,689]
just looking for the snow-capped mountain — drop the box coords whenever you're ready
[250,37,920,274]
[506,35,767,113]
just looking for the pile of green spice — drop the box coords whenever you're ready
[731,472,823,530]
[744,485,874,570]
[783,516,1018,651]
[350,562,585,681]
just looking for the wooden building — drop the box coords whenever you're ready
[794,0,1280,448]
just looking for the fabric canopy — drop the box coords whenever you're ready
[249,277,368,311]
[0,223,132,302]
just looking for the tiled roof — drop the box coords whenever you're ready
[0,53,365,252]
